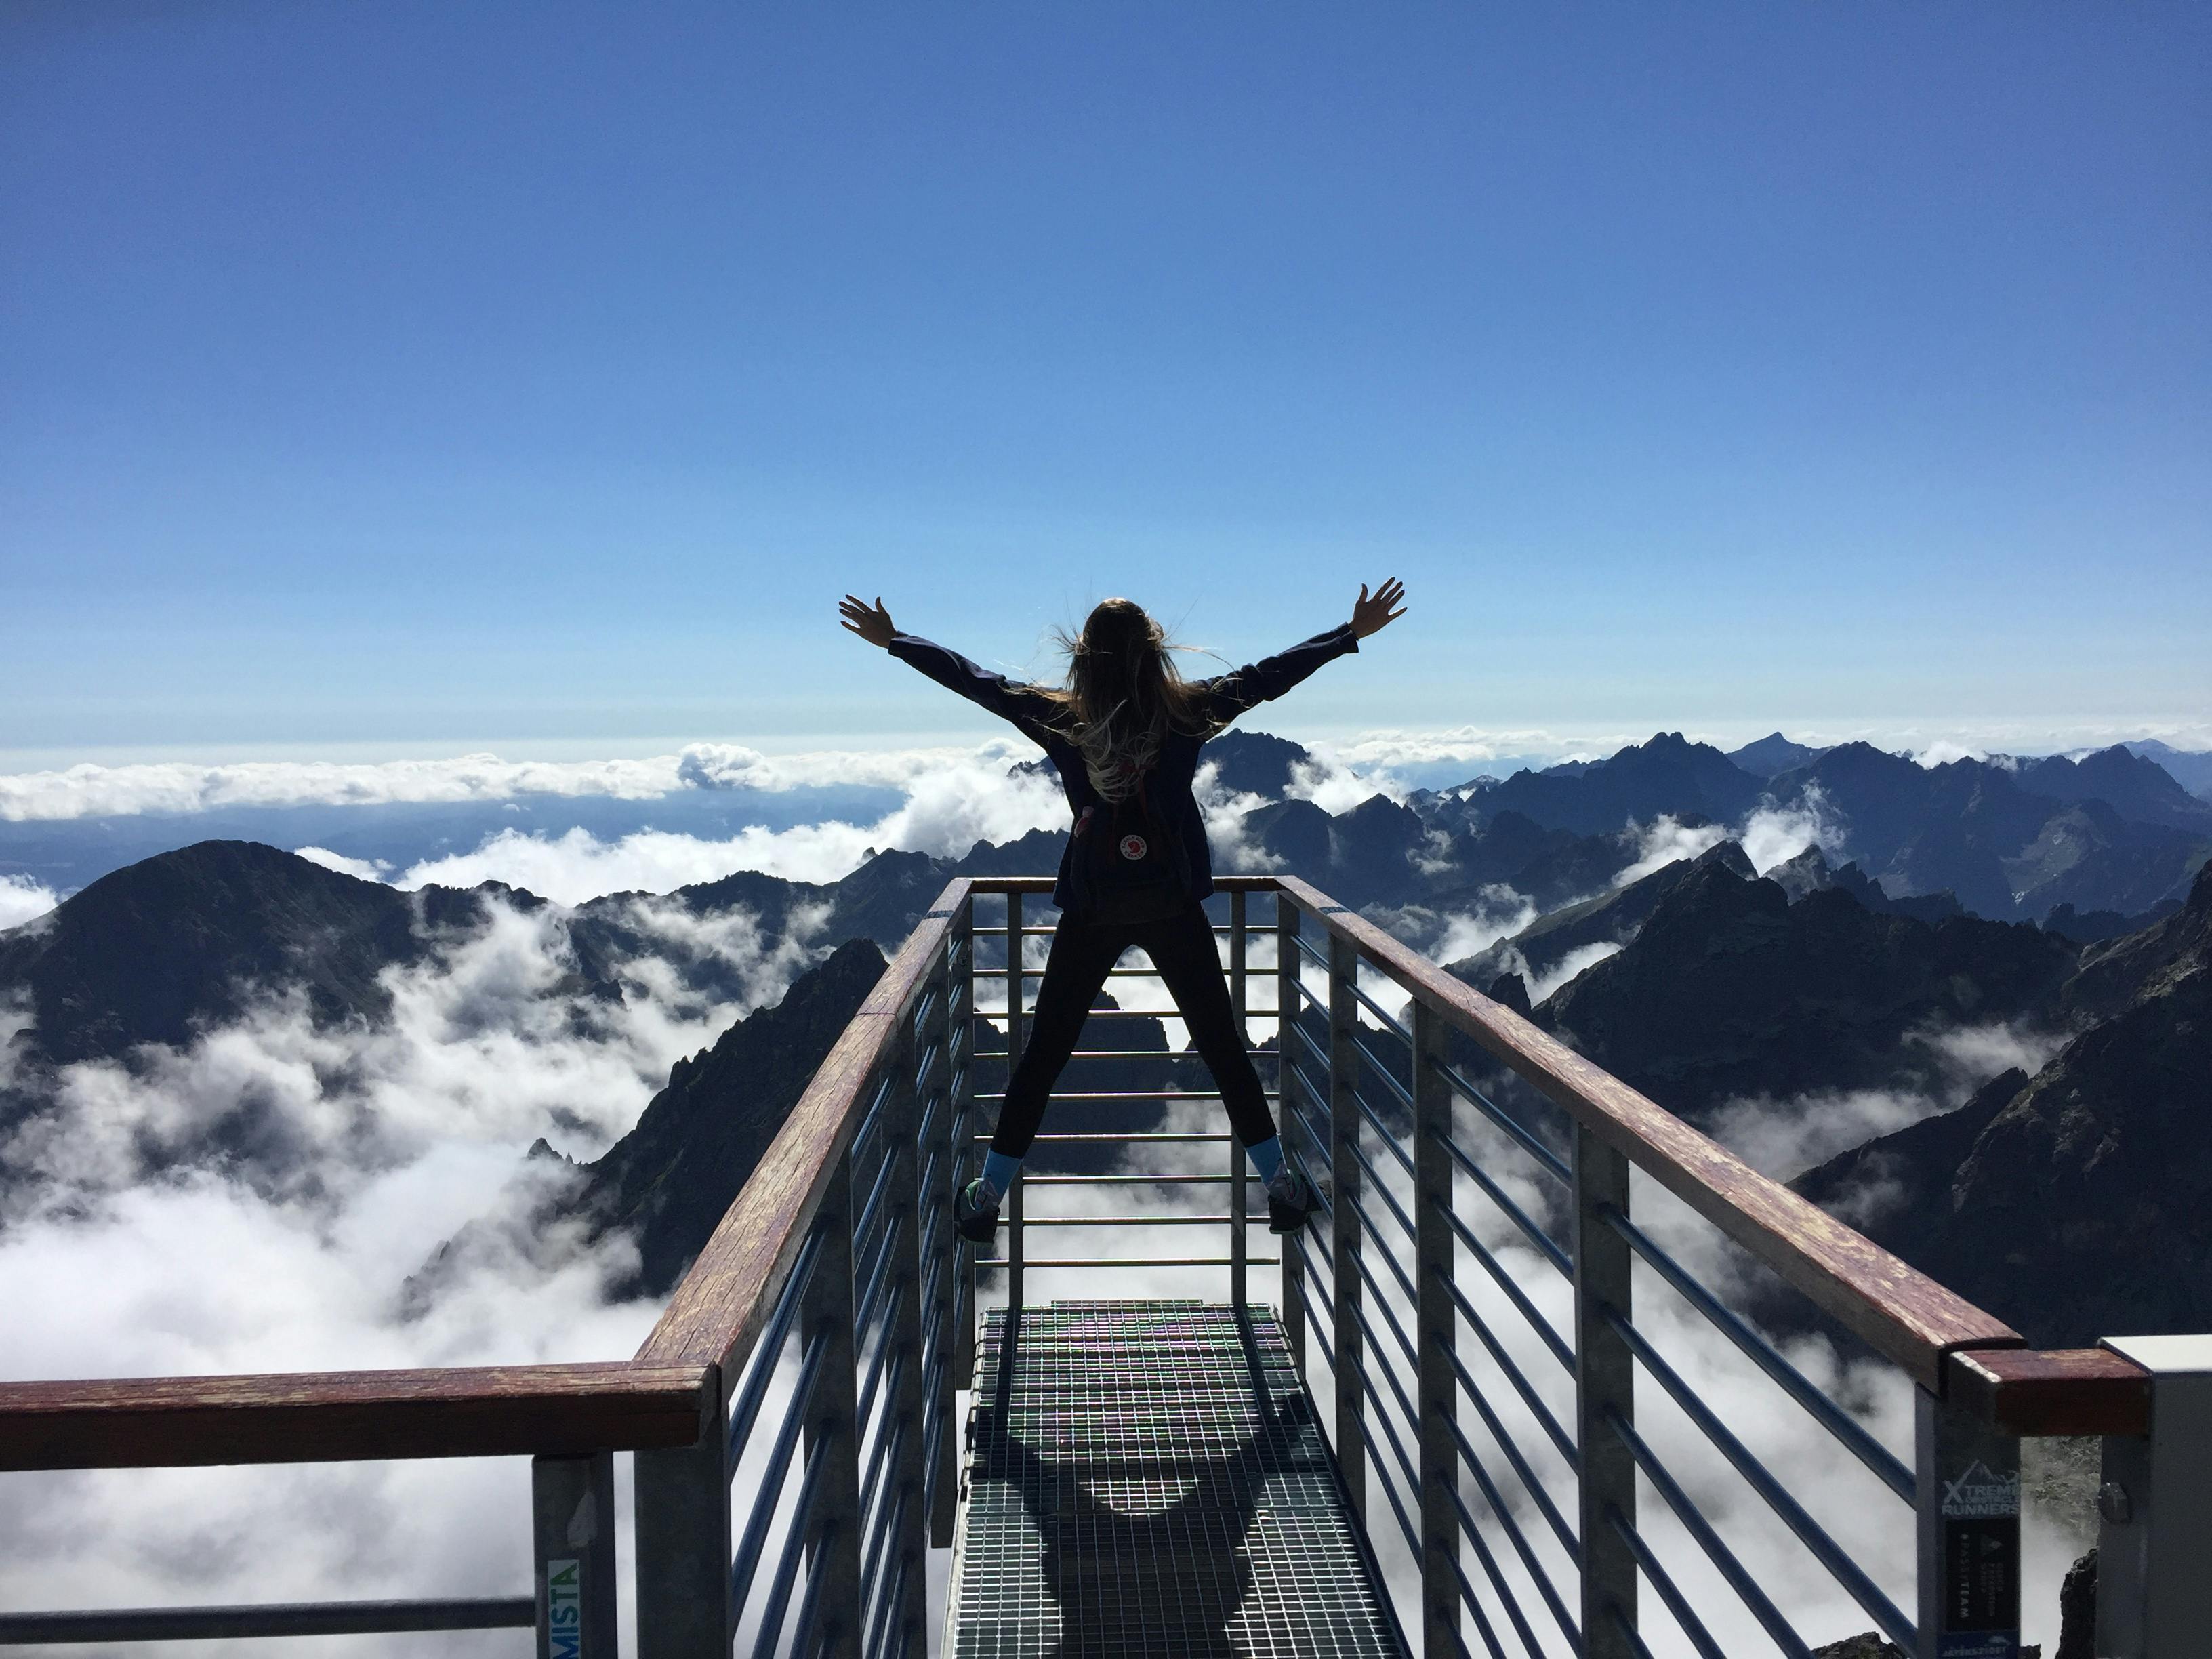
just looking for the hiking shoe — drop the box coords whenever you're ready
[953,1177,1002,1244]
[1267,1168,1320,1235]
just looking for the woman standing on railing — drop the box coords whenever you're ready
[838,581,1408,1242]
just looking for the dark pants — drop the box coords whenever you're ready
[991,902,1279,1158]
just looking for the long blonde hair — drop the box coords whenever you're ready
[1033,598,1217,801]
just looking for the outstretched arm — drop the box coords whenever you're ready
[839,594,1054,741]
[1200,578,1408,726]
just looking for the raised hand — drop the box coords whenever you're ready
[838,594,897,649]
[1349,578,1407,640]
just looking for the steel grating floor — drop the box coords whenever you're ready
[946,1301,1407,1659]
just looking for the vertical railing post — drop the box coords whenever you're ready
[634,1376,731,1659]
[1915,1387,2020,1659]
[1573,1122,1637,1658]
[2094,1335,2212,1659]
[1229,888,1249,1311]
[952,899,979,1395]
[1411,1001,1460,1658]
[1276,894,1307,1376]
[1004,890,1025,1315]
[874,1010,931,1654]
[533,1451,617,1659]
[928,906,968,1544]
[800,1143,866,1658]
[1326,928,1366,1520]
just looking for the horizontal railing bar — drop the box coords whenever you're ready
[857,1474,912,1650]
[1607,1507,1725,1659]
[1612,1604,1662,1659]
[962,875,1282,893]
[1012,1214,1261,1227]
[1603,1205,1914,1502]
[1350,1085,1418,1182]
[0,1362,714,1471]
[1445,1410,1582,1652]
[1431,1128,1572,1277]
[1446,1550,1517,1659]
[1291,930,1331,972]
[972,1131,1235,1143]
[972,1050,1189,1060]
[1344,1160,1422,1303]
[1347,1265,1421,1377]
[973,1090,1280,1102]
[726,1230,823,1461]
[1446,1481,1559,1659]
[1351,1033,1415,1112]
[1350,1367,1429,1560]
[0,1599,536,1644]
[1446,1356,1580,1561]
[1347,977,1413,1043]
[854,1321,912,1449]
[1443,1206,1576,1373]
[1607,1305,1915,1650]
[1284,1011,1333,1075]
[857,1406,911,1565]
[848,1071,898,1163]
[1016,1173,1254,1186]
[977,1256,1281,1269]
[787,1517,838,1659]
[1606,1406,1816,1659]
[1429,1058,1572,1186]
[1287,1233,1336,1322]
[1437,1268,1578,1466]
[1277,876,2022,1389]
[748,1434,832,1659]
[729,1327,832,1601]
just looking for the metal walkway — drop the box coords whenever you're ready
[947,1300,1407,1659]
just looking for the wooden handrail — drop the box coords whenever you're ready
[634,878,974,1381]
[1271,875,2025,1393]
[0,1362,715,1471]
[1947,1348,2152,1437]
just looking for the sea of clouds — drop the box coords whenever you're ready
[0,725,2122,1653]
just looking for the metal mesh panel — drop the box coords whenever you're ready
[947,1301,1406,1658]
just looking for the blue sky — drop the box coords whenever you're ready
[3,1,2207,762]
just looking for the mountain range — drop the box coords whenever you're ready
[3,725,2207,1353]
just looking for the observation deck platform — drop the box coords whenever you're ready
[948,1300,1404,1659]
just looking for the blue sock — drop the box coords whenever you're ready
[980,1149,1022,1200]
[1246,1136,1285,1187]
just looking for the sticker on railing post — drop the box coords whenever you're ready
[546,1558,583,1659]
[1938,1459,2020,1659]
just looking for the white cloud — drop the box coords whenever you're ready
[0,874,60,930]
[294,845,394,881]
[1739,785,1847,874]
[1701,1019,2064,1181]
[0,739,1040,823]
[1612,816,1731,888]
[1195,761,1282,874]
[388,756,1067,904]
[0,886,845,1650]
[1284,752,1395,815]
[1428,886,1540,966]
[1525,940,1622,1002]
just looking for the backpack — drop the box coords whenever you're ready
[1073,776,1190,925]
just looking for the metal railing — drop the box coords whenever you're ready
[0,872,2201,1658]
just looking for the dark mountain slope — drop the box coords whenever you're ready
[1767,745,2207,920]
[1727,733,1827,779]
[2013,747,2212,834]
[1447,842,1755,991]
[1793,869,2212,1347]
[1202,730,1313,800]
[0,840,512,1071]
[1536,861,2078,1124]
[1460,733,1767,836]
[576,938,888,1296]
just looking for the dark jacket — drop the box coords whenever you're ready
[887,625,1359,913]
